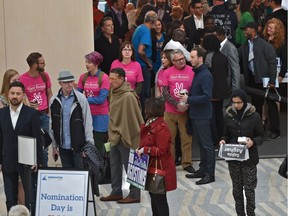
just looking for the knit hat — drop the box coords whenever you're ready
[231,89,248,105]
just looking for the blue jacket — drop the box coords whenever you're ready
[187,64,213,120]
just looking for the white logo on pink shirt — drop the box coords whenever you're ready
[33,92,43,105]
[173,83,184,97]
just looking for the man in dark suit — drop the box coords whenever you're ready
[183,0,205,50]
[154,0,172,28]
[0,81,42,215]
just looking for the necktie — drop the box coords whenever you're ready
[117,11,122,26]
[248,40,255,75]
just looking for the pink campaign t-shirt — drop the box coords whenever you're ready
[110,60,143,90]
[19,71,52,111]
[162,65,195,114]
[77,73,110,115]
[156,68,167,96]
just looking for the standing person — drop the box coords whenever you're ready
[0,69,25,205]
[214,27,241,91]
[154,0,172,27]
[100,68,144,204]
[219,89,265,216]
[155,49,173,97]
[238,21,279,140]
[0,81,43,215]
[104,0,129,44]
[202,34,229,144]
[0,69,20,108]
[162,49,195,173]
[132,10,158,116]
[235,0,255,46]
[77,51,110,157]
[95,16,120,74]
[50,71,94,168]
[19,52,52,168]
[136,97,176,216]
[180,47,215,185]
[265,0,287,33]
[111,41,144,95]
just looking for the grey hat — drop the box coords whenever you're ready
[58,70,75,82]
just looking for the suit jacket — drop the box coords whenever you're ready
[105,9,129,40]
[183,15,196,48]
[0,104,42,173]
[221,39,241,90]
[155,5,172,27]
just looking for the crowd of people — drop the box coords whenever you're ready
[0,0,286,215]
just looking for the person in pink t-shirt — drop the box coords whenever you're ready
[19,52,53,167]
[162,49,195,173]
[110,41,143,95]
[155,49,173,97]
[77,51,110,157]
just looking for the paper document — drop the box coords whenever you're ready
[18,135,36,165]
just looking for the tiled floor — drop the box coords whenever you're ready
[0,157,286,216]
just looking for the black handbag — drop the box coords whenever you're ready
[145,150,166,194]
[41,128,52,148]
[278,156,287,179]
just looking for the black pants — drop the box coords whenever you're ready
[3,166,36,215]
[248,79,280,134]
[149,192,169,216]
[211,100,224,144]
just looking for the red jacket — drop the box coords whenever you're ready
[140,117,177,191]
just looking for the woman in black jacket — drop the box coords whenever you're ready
[219,89,265,216]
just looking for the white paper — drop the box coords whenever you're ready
[18,135,36,165]
[218,144,249,162]
[262,77,279,88]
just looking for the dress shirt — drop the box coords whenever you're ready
[220,38,228,51]
[193,14,204,29]
[10,103,23,129]
[61,90,74,149]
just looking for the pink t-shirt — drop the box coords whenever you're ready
[19,71,52,111]
[77,72,110,115]
[162,65,195,114]
[110,60,143,90]
[156,68,167,96]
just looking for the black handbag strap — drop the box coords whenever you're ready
[265,87,281,101]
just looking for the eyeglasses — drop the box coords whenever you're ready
[122,48,132,52]
[173,57,185,63]
[232,101,243,105]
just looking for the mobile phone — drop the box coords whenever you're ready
[54,154,58,162]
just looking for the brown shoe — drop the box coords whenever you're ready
[117,196,140,204]
[100,194,123,201]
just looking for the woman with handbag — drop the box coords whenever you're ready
[137,97,176,216]
[219,89,265,216]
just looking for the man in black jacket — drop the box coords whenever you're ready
[238,22,280,140]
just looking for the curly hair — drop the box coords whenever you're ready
[263,18,286,49]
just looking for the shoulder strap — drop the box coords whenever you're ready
[38,72,49,104]
[81,72,89,87]
[98,71,104,88]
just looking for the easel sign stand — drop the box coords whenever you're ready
[35,169,96,216]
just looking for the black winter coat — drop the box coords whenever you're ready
[221,103,265,165]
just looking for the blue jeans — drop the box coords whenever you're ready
[59,148,82,168]
[39,114,49,167]
[191,119,215,177]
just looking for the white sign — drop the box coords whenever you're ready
[18,135,36,166]
[218,144,249,161]
[36,170,89,216]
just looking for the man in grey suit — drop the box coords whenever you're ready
[214,27,240,92]
[0,81,42,215]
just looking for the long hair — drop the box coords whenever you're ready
[1,69,19,97]
[263,18,286,49]
[240,0,253,13]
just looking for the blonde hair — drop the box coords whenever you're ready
[1,69,19,97]
[263,18,286,49]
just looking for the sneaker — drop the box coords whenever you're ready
[266,133,280,141]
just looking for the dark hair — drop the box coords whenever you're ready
[239,0,253,13]
[118,41,136,61]
[145,97,165,118]
[136,5,155,25]
[191,46,206,61]
[202,34,220,52]
[193,28,206,45]
[9,81,25,92]
[167,20,183,37]
[26,52,42,67]
[161,49,173,68]
[272,0,282,5]
[191,0,202,8]
[110,67,126,78]
[214,27,226,36]
[100,16,113,27]
[172,28,187,45]
[204,15,214,24]
[151,18,166,38]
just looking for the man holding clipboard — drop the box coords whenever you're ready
[0,81,43,215]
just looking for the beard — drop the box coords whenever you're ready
[37,66,45,73]
[10,98,22,106]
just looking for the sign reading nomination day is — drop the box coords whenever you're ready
[36,170,89,216]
